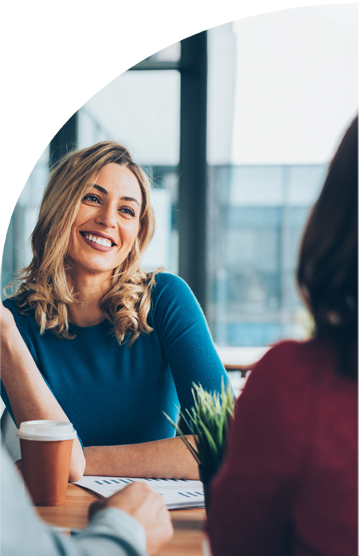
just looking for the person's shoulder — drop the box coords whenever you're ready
[261,338,328,363]
[3,294,31,309]
[240,339,326,423]
[150,271,192,298]
[3,297,17,309]
[3,296,25,314]
[3,296,35,328]
[152,271,187,287]
[252,337,332,386]
[149,271,201,323]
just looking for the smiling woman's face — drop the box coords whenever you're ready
[67,163,142,279]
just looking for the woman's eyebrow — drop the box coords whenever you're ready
[93,184,108,194]
[121,196,140,206]
[92,185,140,206]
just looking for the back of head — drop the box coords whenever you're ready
[297,116,358,375]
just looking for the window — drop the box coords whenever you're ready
[206,7,357,346]
[78,68,181,273]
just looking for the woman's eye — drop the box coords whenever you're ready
[83,194,101,204]
[120,207,136,217]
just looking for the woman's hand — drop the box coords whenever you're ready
[89,482,173,555]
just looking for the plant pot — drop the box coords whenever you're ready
[199,465,214,512]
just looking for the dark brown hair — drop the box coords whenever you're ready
[297,116,358,375]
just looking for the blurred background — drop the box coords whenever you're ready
[2,4,357,350]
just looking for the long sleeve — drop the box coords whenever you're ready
[207,342,313,556]
[1,445,147,556]
[1,277,229,447]
[151,272,229,411]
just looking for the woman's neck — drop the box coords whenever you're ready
[67,269,112,327]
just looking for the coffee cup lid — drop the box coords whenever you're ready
[16,420,77,441]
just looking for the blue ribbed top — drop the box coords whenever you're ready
[2,273,228,447]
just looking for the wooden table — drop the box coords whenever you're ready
[36,483,207,556]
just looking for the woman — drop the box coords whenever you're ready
[207,116,358,556]
[1,142,228,481]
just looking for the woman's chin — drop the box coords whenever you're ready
[70,262,116,280]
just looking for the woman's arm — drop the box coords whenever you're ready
[78,273,226,481]
[152,273,230,411]
[83,436,199,479]
[84,275,228,480]
[0,303,86,481]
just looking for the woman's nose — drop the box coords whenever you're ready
[95,204,117,228]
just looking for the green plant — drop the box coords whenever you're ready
[164,379,234,480]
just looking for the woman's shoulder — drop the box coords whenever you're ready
[239,339,337,433]
[148,271,204,328]
[3,296,35,328]
[252,337,344,387]
[150,271,194,300]
[151,271,187,288]
[3,296,26,314]
[262,337,334,361]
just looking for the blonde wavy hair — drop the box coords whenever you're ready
[8,141,159,345]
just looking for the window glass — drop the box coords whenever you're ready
[207,6,357,347]
[78,68,181,274]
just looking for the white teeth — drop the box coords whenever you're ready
[84,234,112,247]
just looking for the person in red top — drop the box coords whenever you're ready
[207,116,358,556]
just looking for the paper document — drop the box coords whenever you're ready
[73,476,205,510]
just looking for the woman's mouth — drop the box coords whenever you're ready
[80,232,116,252]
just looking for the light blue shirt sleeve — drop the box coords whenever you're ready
[1,445,147,556]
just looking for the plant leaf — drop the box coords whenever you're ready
[163,378,235,472]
